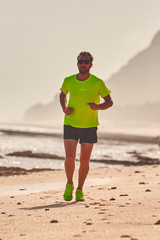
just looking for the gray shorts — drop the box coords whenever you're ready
[63,125,98,144]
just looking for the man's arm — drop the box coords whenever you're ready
[88,95,113,110]
[60,91,73,115]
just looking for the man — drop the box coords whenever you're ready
[60,51,113,201]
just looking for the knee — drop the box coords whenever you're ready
[65,156,75,164]
[80,158,90,167]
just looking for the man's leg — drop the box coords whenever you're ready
[77,143,94,190]
[64,139,77,185]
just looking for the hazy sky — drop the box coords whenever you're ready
[1,0,160,122]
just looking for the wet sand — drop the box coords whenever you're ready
[1,165,160,240]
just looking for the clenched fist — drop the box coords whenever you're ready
[64,107,73,115]
[87,102,99,110]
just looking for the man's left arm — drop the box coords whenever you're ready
[88,95,113,110]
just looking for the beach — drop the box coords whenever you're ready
[0,124,160,239]
[1,165,160,240]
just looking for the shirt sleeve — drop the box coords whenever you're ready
[60,78,69,94]
[99,79,111,98]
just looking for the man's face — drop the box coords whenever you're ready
[77,55,92,74]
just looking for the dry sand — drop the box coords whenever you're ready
[1,165,160,240]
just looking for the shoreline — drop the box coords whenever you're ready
[0,127,159,145]
[99,131,160,144]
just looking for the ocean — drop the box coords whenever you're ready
[0,124,159,170]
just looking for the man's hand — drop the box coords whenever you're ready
[88,95,113,111]
[64,107,73,115]
[87,102,99,110]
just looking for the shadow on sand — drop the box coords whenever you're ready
[19,201,77,210]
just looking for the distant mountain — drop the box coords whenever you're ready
[23,98,160,125]
[107,30,160,105]
[100,102,160,123]
[23,94,63,125]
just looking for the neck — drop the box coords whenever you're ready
[76,72,90,81]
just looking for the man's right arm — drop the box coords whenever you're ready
[60,91,73,115]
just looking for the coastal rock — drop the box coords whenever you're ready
[90,156,160,166]
[0,166,56,176]
[6,151,64,160]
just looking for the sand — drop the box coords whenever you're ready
[1,165,160,240]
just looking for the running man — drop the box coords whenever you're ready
[60,51,113,201]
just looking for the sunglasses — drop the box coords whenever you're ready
[77,60,90,64]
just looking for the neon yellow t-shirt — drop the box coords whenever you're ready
[60,74,111,128]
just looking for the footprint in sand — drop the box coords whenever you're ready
[121,235,131,238]
[84,219,93,225]
[86,222,92,225]
[90,202,100,205]
[85,205,89,208]
[101,217,108,221]
[139,182,148,185]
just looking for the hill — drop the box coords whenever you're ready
[107,30,160,105]
[23,94,63,126]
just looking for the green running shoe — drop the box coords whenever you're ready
[75,189,85,201]
[63,184,74,201]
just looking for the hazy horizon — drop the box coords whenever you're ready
[1,0,160,122]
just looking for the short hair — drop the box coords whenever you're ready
[77,51,93,63]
